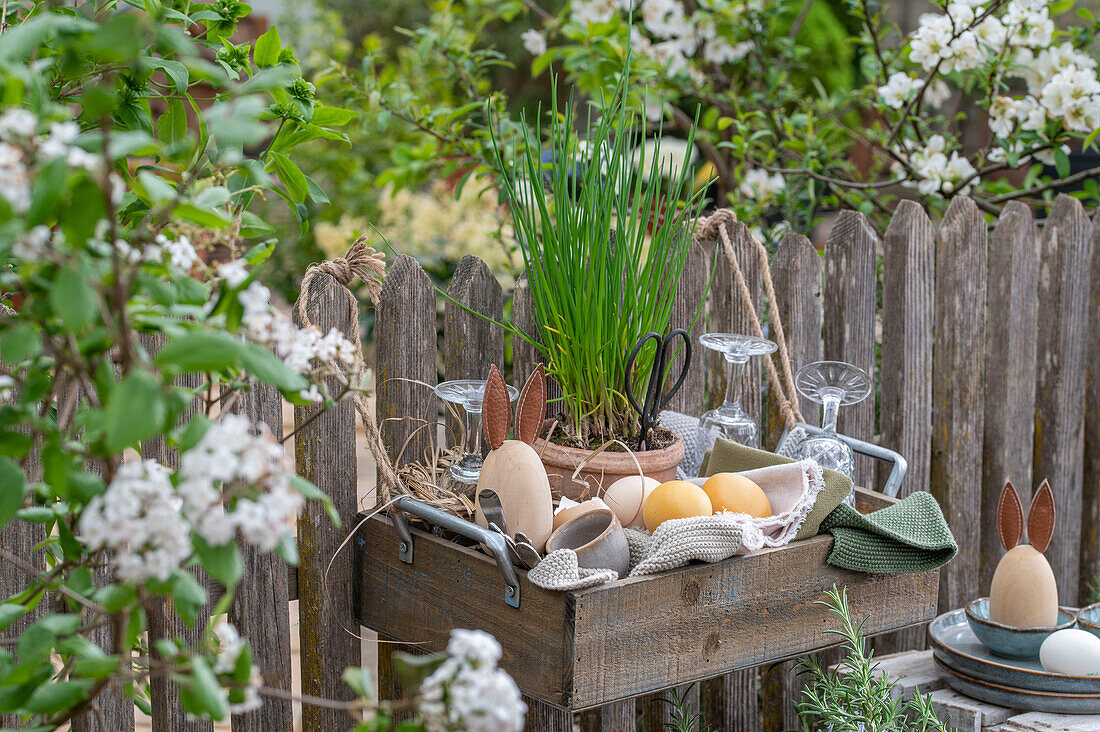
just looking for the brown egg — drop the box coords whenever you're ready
[642,480,713,533]
[603,475,660,529]
[702,473,772,518]
[990,545,1059,627]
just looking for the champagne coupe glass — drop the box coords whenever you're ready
[690,333,778,474]
[435,379,519,484]
[793,360,872,505]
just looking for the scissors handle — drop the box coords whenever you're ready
[656,328,691,411]
[625,331,661,419]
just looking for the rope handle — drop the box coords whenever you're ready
[695,210,805,429]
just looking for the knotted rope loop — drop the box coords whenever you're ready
[295,239,402,500]
[693,209,805,429]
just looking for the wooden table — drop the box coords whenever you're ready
[876,650,1100,732]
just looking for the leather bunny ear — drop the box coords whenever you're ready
[482,364,510,450]
[1027,479,1056,554]
[998,481,1023,551]
[514,364,546,445]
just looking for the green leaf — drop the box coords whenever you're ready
[26,157,67,227]
[177,414,212,452]
[392,651,446,691]
[156,330,244,373]
[310,106,357,126]
[16,506,54,523]
[148,58,190,94]
[0,323,42,363]
[289,474,339,527]
[193,536,243,588]
[266,151,309,203]
[1055,146,1071,179]
[24,679,93,714]
[94,584,136,614]
[244,239,275,265]
[170,571,207,628]
[0,456,27,531]
[183,657,229,719]
[73,653,121,680]
[157,99,189,147]
[49,264,98,331]
[253,26,281,67]
[239,343,308,392]
[274,533,298,565]
[104,371,167,452]
[0,603,25,631]
[173,203,232,228]
[342,666,374,699]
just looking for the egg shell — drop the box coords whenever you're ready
[1040,628,1100,675]
[989,544,1059,628]
[552,498,608,531]
[702,473,772,517]
[603,475,660,529]
[475,440,554,549]
[642,480,713,533]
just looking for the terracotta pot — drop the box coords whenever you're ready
[534,428,684,501]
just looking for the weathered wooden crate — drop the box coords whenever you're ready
[355,487,939,711]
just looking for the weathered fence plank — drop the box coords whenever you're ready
[823,210,878,490]
[230,379,294,732]
[596,699,636,731]
[294,272,360,730]
[980,202,1039,596]
[1033,194,1093,605]
[513,275,563,414]
[667,236,710,415]
[767,232,823,446]
[377,255,438,465]
[644,684,699,732]
[931,196,987,613]
[524,696,572,732]
[702,669,761,731]
[876,201,935,656]
[1083,210,1100,604]
[445,255,504,384]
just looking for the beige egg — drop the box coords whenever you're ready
[989,544,1059,628]
[475,440,554,549]
[603,475,660,529]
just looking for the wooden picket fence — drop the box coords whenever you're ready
[0,194,1096,732]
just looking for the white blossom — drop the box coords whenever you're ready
[0,142,30,213]
[418,630,525,732]
[909,13,954,71]
[0,375,16,400]
[0,109,36,139]
[924,79,953,108]
[1039,66,1100,133]
[213,621,245,674]
[217,259,249,288]
[521,29,547,56]
[571,0,616,24]
[739,168,785,201]
[39,121,80,159]
[13,225,51,261]
[703,38,752,65]
[878,73,922,109]
[78,460,192,583]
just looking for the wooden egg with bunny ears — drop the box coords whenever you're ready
[473,364,554,550]
[989,480,1058,628]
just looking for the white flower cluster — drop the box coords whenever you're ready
[521,28,547,56]
[418,630,526,732]
[79,461,192,583]
[902,1,1099,167]
[213,620,263,714]
[894,134,978,195]
[563,0,754,80]
[739,168,785,202]
[78,416,302,582]
[178,414,302,552]
[0,111,99,215]
[877,73,951,110]
[144,233,199,271]
[238,281,356,401]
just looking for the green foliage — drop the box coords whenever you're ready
[489,65,707,446]
[659,683,712,732]
[796,587,955,732]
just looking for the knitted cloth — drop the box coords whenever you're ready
[527,459,824,591]
[659,410,704,479]
[819,490,957,573]
[701,437,853,540]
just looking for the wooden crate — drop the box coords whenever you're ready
[354,487,939,710]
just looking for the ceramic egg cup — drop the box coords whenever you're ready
[545,507,631,578]
[1078,602,1100,641]
[965,597,1076,660]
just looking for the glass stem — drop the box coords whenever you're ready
[464,408,482,457]
[821,393,841,437]
[722,357,747,409]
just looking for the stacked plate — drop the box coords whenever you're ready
[929,608,1100,714]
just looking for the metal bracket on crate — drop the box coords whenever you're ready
[388,495,522,608]
[775,423,909,497]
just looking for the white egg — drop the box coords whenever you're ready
[1039,629,1100,676]
[603,475,660,529]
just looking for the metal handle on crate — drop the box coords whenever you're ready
[776,423,909,498]
[388,495,521,608]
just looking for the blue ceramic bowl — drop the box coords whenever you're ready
[1078,603,1100,641]
[965,598,1076,660]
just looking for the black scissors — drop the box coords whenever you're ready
[625,329,692,450]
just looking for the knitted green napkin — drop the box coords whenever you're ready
[700,438,853,540]
[819,491,957,573]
